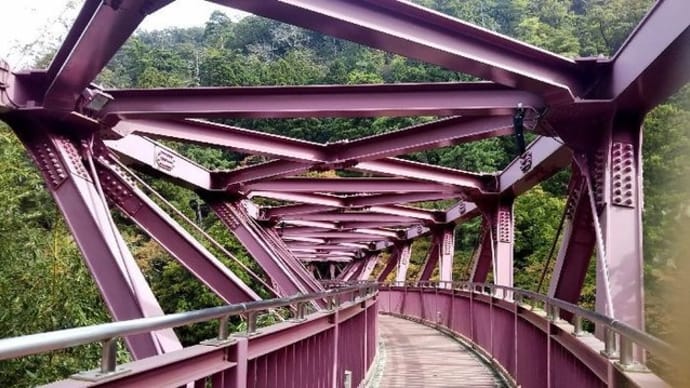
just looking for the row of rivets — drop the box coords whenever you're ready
[519,151,532,173]
[213,203,240,229]
[496,208,512,243]
[611,142,636,208]
[97,169,139,214]
[441,232,453,255]
[456,200,466,215]
[34,141,67,188]
[55,136,89,180]
[564,179,583,219]
[591,150,606,209]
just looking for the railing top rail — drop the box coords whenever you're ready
[340,280,674,364]
[0,283,377,361]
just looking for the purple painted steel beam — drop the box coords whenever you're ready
[105,135,212,190]
[261,227,326,293]
[336,262,354,280]
[469,224,491,282]
[491,198,514,288]
[395,243,412,282]
[290,252,357,258]
[299,257,352,263]
[602,0,690,110]
[438,226,455,282]
[333,116,516,163]
[250,191,344,207]
[356,158,495,192]
[253,191,438,221]
[224,156,491,191]
[376,248,399,282]
[346,192,459,208]
[241,177,457,193]
[279,230,394,241]
[10,122,180,359]
[370,135,571,254]
[95,157,261,303]
[44,0,100,83]
[43,0,173,109]
[216,160,314,188]
[117,119,495,191]
[211,0,584,102]
[499,136,571,196]
[288,242,368,250]
[279,217,421,230]
[279,213,419,223]
[417,233,440,282]
[581,114,645,332]
[102,82,543,121]
[444,200,479,223]
[293,252,356,258]
[339,221,420,229]
[262,204,339,219]
[547,172,594,304]
[206,200,317,297]
[113,119,326,162]
[279,226,381,243]
[343,259,366,282]
[357,253,380,281]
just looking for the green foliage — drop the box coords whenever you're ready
[0,125,114,386]
[0,0,686,385]
[513,185,566,290]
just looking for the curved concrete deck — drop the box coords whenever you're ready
[374,315,506,387]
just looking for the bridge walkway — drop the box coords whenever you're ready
[373,314,506,387]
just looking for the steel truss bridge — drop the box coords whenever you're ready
[0,0,688,387]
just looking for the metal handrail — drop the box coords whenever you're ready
[366,280,675,366]
[0,283,377,362]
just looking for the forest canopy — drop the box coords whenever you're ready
[1,0,688,386]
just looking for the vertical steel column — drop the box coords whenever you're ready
[11,124,180,359]
[588,115,645,331]
[438,225,455,283]
[395,242,412,282]
[490,198,514,288]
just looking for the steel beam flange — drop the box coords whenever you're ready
[71,368,131,382]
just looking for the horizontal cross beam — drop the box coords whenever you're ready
[101,82,543,121]
[113,118,497,191]
[242,178,458,194]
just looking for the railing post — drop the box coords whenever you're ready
[343,370,352,388]
[329,295,340,311]
[601,327,619,359]
[246,311,258,335]
[547,304,560,322]
[619,336,634,367]
[100,338,118,375]
[573,316,585,336]
[72,337,128,381]
[218,315,230,340]
[292,302,307,322]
